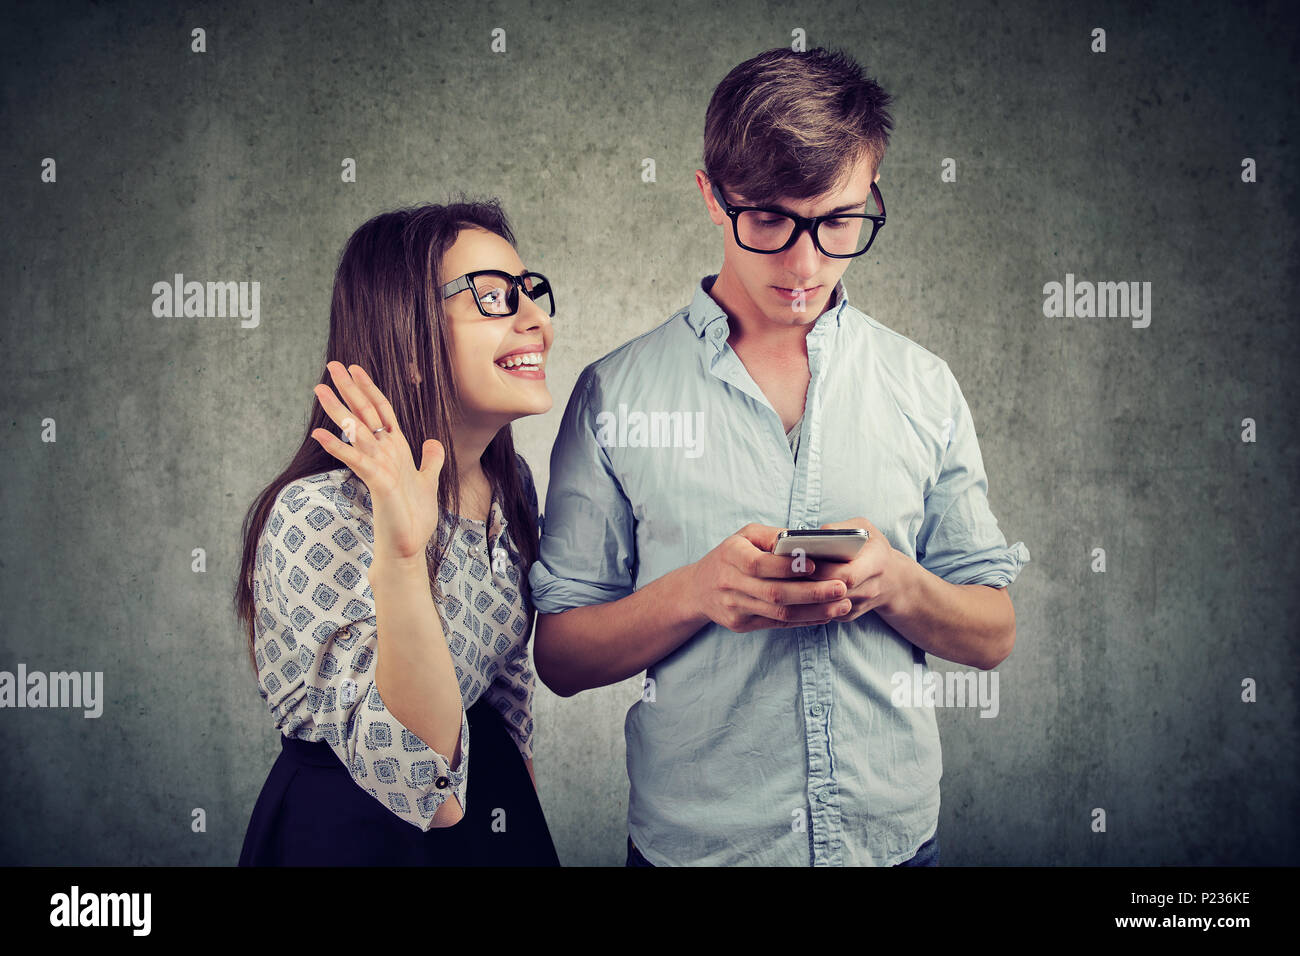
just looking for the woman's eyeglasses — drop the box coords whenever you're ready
[441,270,555,318]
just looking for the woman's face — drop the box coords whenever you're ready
[439,225,554,431]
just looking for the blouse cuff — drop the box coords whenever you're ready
[414,706,469,828]
[443,708,470,793]
[356,681,471,832]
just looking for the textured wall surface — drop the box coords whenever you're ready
[1,0,1296,867]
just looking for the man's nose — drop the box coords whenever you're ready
[783,226,822,275]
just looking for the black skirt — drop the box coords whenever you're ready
[239,696,560,866]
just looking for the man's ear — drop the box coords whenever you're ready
[696,169,725,226]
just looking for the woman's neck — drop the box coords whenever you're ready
[450,428,493,522]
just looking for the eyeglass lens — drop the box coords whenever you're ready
[736,189,883,255]
[471,273,553,316]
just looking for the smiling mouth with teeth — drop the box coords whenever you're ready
[495,352,545,371]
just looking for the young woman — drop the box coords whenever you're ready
[234,199,559,865]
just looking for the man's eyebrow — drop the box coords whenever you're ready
[741,196,870,216]
[821,199,870,215]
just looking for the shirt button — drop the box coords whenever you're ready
[809,703,823,717]
[435,776,450,789]
[815,790,830,804]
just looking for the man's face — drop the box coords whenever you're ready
[699,154,879,328]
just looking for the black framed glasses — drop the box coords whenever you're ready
[709,180,886,258]
[441,270,555,318]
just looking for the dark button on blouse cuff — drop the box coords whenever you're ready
[435,775,451,790]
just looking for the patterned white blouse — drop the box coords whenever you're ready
[250,453,539,832]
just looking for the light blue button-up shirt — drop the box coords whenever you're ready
[529,275,1030,865]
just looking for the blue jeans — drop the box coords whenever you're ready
[625,830,939,866]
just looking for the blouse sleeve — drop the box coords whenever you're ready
[483,643,536,761]
[251,473,471,831]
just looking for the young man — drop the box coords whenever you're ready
[528,47,1029,866]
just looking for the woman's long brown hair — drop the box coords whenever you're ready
[233,199,540,674]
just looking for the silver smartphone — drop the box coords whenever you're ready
[772,528,869,561]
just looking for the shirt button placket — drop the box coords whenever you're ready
[800,630,833,865]
[806,627,846,865]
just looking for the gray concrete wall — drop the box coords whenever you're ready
[1,0,1296,865]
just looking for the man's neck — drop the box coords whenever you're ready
[707,269,834,355]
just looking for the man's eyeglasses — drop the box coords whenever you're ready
[441,270,555,318]
[709,180,886,258]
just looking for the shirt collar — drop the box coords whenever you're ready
[685,274,849,343]
[449,491,508,541]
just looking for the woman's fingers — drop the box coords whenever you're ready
[310,426,370,478]
[313,381,381,450]
[315,361,398,452]
[346,364,403,438]
[324,361,384,435]
[314,364,429,508]
[418,438,446,479]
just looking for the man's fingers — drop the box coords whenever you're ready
[735,573,847,609]
[749,550,818,579]
[801,558,851,580]
[730,589,851,625]
[734,523,785,554]
[731,525,823,579]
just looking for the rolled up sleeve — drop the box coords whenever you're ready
[914,365,1030,589]
[528,366,637,614]
[253,477,470,831]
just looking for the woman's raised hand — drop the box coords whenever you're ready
[309,361,445,563]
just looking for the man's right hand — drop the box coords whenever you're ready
[685,524,853,632]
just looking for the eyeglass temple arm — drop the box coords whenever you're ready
[441,274,473,299]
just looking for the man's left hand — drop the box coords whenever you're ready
[802,517,912,621]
